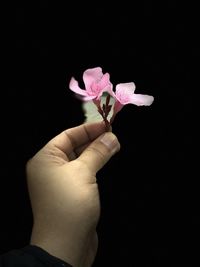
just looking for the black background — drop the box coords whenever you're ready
[1,1,198,266]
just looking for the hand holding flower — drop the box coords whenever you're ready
[69,67,154,130]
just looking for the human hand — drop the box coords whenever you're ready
[26,122,120,267]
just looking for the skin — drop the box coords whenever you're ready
[26,122,120,267]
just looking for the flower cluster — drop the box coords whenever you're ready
[69,67,154,130]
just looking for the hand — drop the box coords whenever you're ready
[26,122,120,267]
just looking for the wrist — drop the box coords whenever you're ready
[30,222,92,267]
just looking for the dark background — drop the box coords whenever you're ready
[1,1,198,266]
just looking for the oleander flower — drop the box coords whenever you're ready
[68,67,154,131]
[113,82,154,114]
[69,67,113,101]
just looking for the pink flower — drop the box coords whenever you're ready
[113,82,154,113]
[69,67,113,101]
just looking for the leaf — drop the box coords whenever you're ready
[82,94,115,123]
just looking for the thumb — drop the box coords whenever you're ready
[77,132,120,174]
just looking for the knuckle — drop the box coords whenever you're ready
[87,146,106,163]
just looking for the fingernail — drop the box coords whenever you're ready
[100,132,119,152]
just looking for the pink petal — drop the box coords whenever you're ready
[130,94,154,106]
[95,73,113,99]
[116,82,136,95]
[83,67,103,91]
[115,82,136,104]
[107,84,115,97]
[98,73,111,89]
[83,95,97,101]
[69,77,88,96]
[115,82,154,106]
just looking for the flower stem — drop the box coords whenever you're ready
[104,118,110,132]
[93,97,111,131]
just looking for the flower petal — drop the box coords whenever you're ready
[83,67,103,91]
[69,77,88,96]
[130,94,154,106]
[116,82,136,95]
[107,84,115,97]
[98,73,111,89]
[83,95,97,101]
[115,82,136,104]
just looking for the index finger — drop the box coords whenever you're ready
[46,121,106,159]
